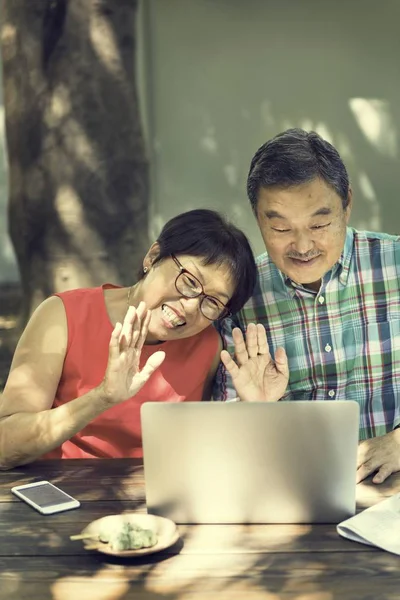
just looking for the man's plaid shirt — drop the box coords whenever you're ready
[213,228,400,440]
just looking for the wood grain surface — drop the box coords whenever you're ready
[0,459,399,600]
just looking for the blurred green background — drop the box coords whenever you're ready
[1,0,400,284]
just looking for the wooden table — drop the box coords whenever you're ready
[0,459,399,600]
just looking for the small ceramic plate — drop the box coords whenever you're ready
[80,513,179,557]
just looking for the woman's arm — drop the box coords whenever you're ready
[0,299,165,470]
[0,297,113,469]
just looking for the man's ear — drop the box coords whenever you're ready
[143,242,161,271]
[345,186,353,223]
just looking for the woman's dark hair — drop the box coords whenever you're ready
[247,128,350,212]
[143,209,256,315]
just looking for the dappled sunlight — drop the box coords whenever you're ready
[90,14,123,76]
[223,163,238,187]
[300,118,314,132]
[357,171,381,230]
[140,552,333,597]
[51,568,130,600]
[349,98,398,159]
[356,478,391,509]
[0,234,16,268]
[290,593,332,600]
[313,123,333,145]
[256,113,385,233]
[61,118,99,170]
[115,467,146,501]
[358,172,376,202]
[40,319,68,355]
[230,202,264,239]
[199,125,218,155]
[8,522,63,544]
[0,314,17,329]
[54,184,85,232]
[53,184,116,289]
[178,523,312,554]
[0,0,148,302]
[0,23,17,60]
[268,116,356,176]
[149,213,165,241]
[276,566,334,600]
[260,100,275,129]
[1,571,21,597]
[145,93,399,254]
[335,133,354,162]
[2,459,399,599]
[282,118,295,131]
[49,460,146,502]
[44,84,72,128]
[300,119,337,148]
[142,553,274,595]
[299,119,334,145]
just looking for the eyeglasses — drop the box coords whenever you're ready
[171,255,231,321]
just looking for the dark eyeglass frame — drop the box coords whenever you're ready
[171,255,231,321]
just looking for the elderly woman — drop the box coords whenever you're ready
[0,209,288,468]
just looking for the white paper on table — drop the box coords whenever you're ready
[337,493,400,555]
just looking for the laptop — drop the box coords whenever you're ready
[141,401,359,524]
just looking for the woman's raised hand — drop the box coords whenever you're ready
[100,302,165,404]
[220,323,289,402]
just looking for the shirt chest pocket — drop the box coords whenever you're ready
[343,320,400,381]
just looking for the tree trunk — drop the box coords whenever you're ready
[0,0,149,322]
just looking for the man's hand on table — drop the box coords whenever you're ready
[220,323,289,402]
[357,428,400,484]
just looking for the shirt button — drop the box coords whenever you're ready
[318,296,325,304]
[325,344,332,352]
[328,389,335,398]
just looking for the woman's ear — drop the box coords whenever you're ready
[143,242,161,271]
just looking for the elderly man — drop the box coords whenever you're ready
[214,128,400,485]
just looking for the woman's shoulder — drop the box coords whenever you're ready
[53,286,116,341]
[55,284,119,312]
[55,284,106,301]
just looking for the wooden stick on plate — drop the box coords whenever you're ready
[70,533,99,541]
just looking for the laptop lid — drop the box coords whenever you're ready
[141,401,359,524]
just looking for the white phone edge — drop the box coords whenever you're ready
[11,480,81,515]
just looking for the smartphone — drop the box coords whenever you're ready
[11,480,80,515]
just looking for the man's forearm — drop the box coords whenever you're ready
[0,386,112,470]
